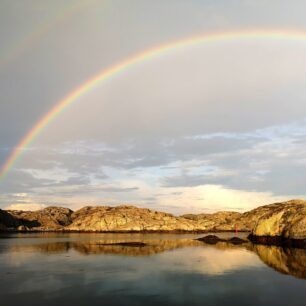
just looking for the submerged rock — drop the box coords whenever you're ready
[196,235,248,245]
[227,237,248,245]
[196,235,224,244]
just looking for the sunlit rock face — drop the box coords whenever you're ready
[68,205,207,232]
[8,207,73,230]
[184,199,306,235]
[181,211,242,231]
[181,202,305,232]
[233,204,289,231]
[251,200,306,240]
[1,200,306,236]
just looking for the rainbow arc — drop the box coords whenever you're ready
[1,29,306,180]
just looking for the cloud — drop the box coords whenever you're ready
[1,121,306,212]
[1,181,291,214]
[2,1,306,212]
[148,184,291,214]
[3,193,46,211]
[5,203,46,211]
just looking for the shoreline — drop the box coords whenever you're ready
[1,229,305,249]
[1,200,305,245]
[248,234,306,249]
[0,229,249,234]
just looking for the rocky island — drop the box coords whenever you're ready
[0,199,305,247]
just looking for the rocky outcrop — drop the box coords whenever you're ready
[249,200,306,245]
[0,209,20,229]
[68,205,207,232]
[0,200,305,239]
[218,202,299,231]
[182,211,242,231]
[181,203,297,232]
[8,206,73,230]
[183,199,306,234]
[234,201,303,231]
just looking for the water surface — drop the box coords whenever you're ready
[0,233,305,306]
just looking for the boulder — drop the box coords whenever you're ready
[196,235,224,244]
[196,235,248,245]
[17,225,29,231]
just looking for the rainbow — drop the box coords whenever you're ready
[1,29,306,180]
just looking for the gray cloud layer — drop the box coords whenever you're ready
[1,1,306,211]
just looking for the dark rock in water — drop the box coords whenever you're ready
[248,234,283,245]
[227,237,247,245]
[196,235,225,244]
[248,234,306,249]
[96,242,147,247]
[197,235,248,245]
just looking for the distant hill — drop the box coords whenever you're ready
[1,200,305,242]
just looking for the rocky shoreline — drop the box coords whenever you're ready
[248,234,306,249]
[0,199,305,247]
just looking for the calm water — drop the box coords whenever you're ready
[0,232,305,306]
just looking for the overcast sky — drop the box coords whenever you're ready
[1,0,306,214]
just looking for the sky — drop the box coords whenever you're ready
[1,0,306,214]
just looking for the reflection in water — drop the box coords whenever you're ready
[0,233,305,306]
[253,244,306,279]
[8,239,202,256]
[2,234,306,279]
[196,240,306,280]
